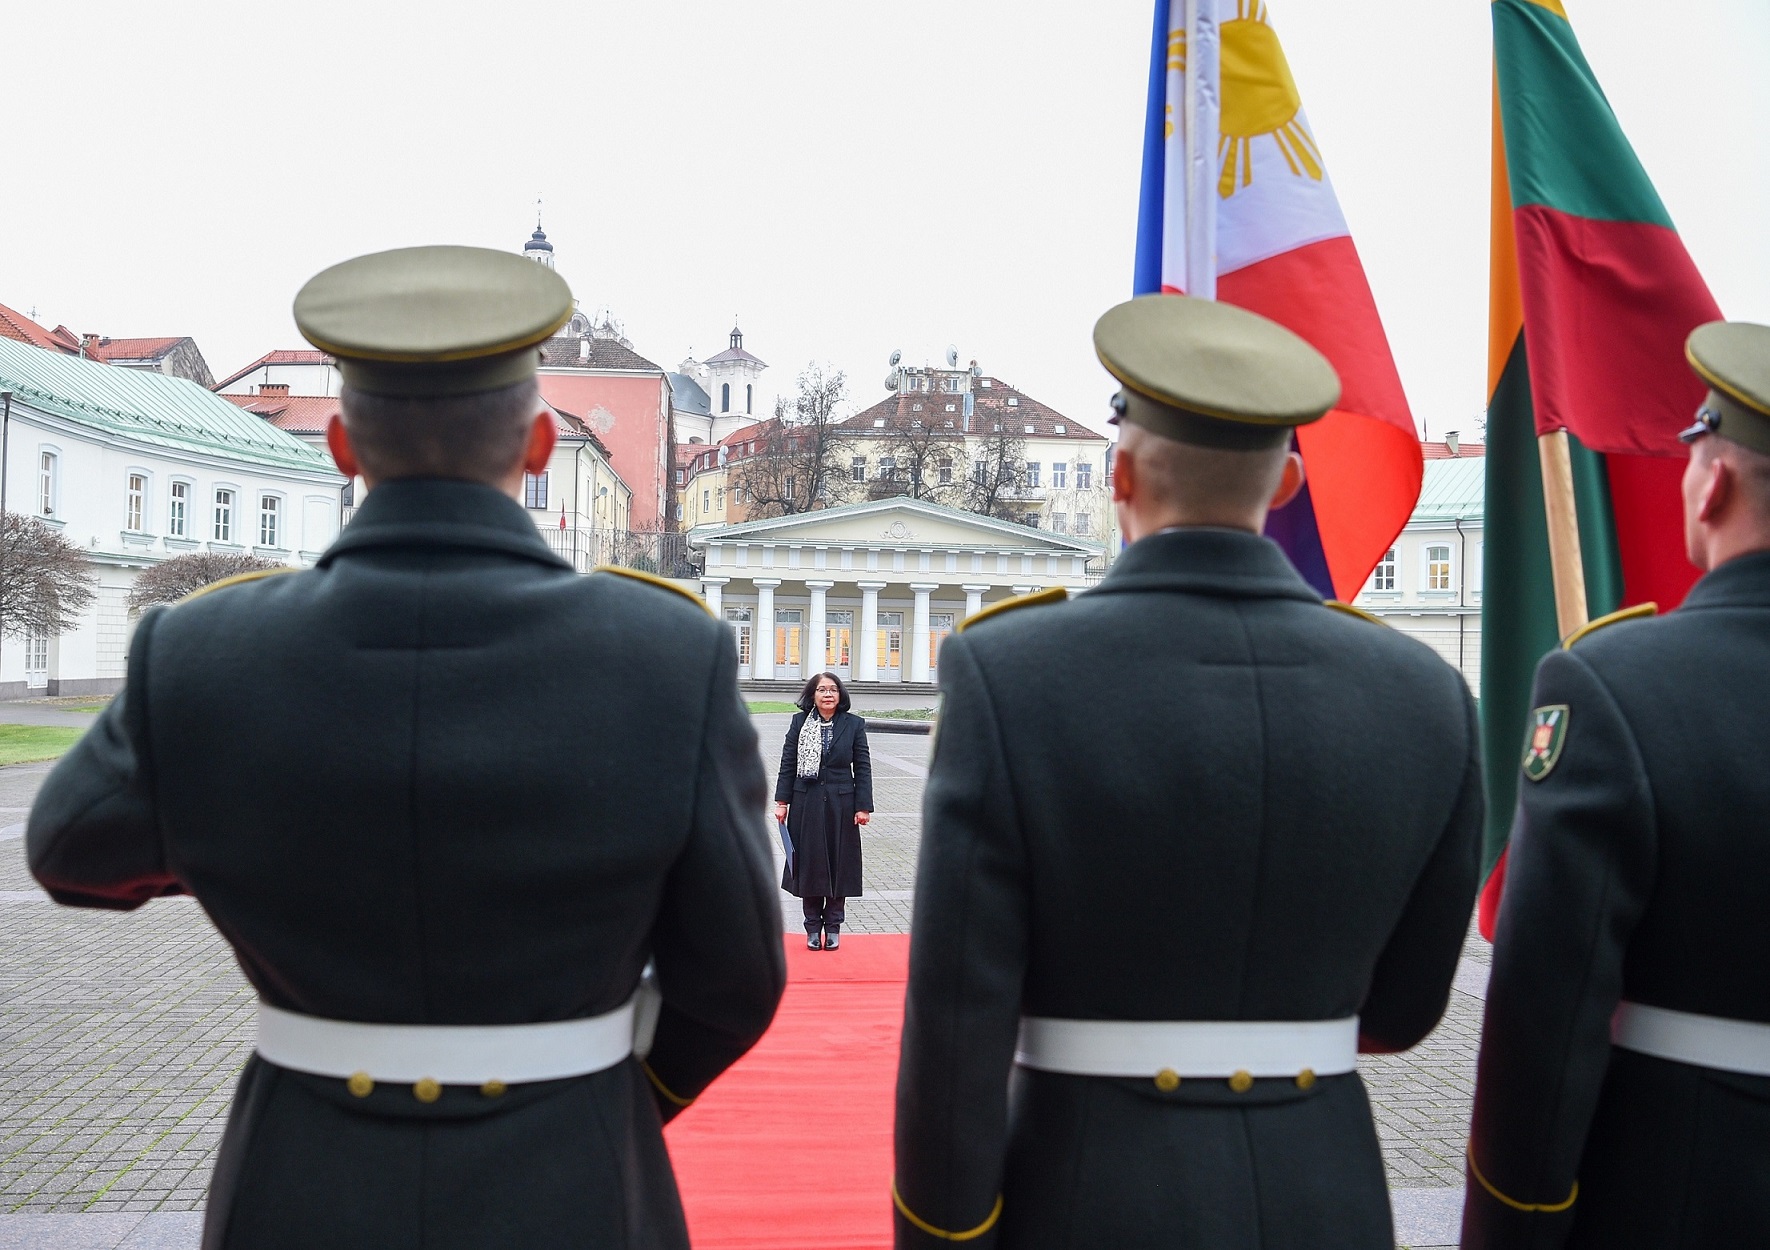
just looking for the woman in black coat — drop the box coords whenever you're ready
[774,672,873,951]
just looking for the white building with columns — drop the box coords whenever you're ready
[691,496,1103,687]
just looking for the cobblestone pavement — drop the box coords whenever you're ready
[0,723,1479,1245]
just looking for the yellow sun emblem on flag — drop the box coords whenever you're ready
[1168,0,1325,199]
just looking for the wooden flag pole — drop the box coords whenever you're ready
[1537,428,1589,638]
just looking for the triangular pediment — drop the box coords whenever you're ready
[693,496,1101,553]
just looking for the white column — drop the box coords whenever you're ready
[805,580,833,675]
[962,583,988,620]
[702,577,728,618]
[1012,584,1036,597]
[909,583,937,684]
[754,579,780,679]
[856,581,886,682]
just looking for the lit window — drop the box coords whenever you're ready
[38,452,56,517]
[851,456,868,482]
[126,473,146,531]
[1024,462,1042,489]
[1426,545,1453,591]
[929,612,954,669]
[214,489,234,542]
[1076,462,1093,490]
[259,495,281,547]
[1372,548,1397,592]
[169,481,189,538]
[1052,462,1068,489]
[524,472,549,510]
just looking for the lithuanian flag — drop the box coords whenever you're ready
[1480,0,1721,936]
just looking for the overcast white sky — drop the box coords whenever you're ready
[3,1,1765,443]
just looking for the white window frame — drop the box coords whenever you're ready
[258,493,284,549]
[1423,543,1454,593]
[1051,462,1068,490]
[851,456,867,482]
[167,478,193,539]
[1076,462,1093,491]
[1372,547,1397,593]
[213,486,238,543]
[37,447,59,518]
[1024,462,1042,489]
[124,470,150,532]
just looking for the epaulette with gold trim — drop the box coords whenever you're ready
[175,567,297,605]
[1324,599,1389,627]
[956,586,1068,633]
[1562,602,1657,649]
[594,565,714,617]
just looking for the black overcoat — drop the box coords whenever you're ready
[1464,549,1770,1249]
[893,528,1483,1250]
[774,710,872,898]
[27,480,787,1250]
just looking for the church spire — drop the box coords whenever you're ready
[524,197,556,270]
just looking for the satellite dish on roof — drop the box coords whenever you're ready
[946,345,959,367]
[889,349,902,366]
[885,373,899,391]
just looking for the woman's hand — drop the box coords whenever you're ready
[774,802,789,823]
[855,810,871,827]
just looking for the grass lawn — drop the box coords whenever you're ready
[0,725,85,766]
[746,701,800,714]
[864,708,937,720]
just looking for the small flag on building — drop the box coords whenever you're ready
[1134,0,1420,599]
[1479,0,1721,936]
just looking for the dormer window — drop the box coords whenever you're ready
[1006,396,1019,406]
[873,418,886,428]
[1055,423,1067,433]
[945,403,956,412]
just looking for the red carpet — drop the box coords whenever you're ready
[664,934,909,1249]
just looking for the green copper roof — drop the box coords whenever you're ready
[0,338,333,474]
[1413,456,1485,521]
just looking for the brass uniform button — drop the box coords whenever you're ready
[413,1077,442,1104]
[346,1072,374,1099]
[1295,1068,1317,1090]
[481,1080,508,1099]
[1228,1070,1254,1093]
[1154,1069,1181,1093]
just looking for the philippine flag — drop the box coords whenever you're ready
[1134,0,1420,600]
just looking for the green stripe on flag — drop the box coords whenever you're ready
[1492,0,1673,228]
[1480,334,1623,875]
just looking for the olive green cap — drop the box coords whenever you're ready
[1684,321,1770,457]
[294,245,574,397]
[1094,295,1340,449]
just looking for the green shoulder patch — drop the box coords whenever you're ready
[1522,704,1570,782]
[594,565,714,617]
[1324,599,1389,627]
[957,587,1068,633]
[1563,602,1657,649]
[176,567,297,605]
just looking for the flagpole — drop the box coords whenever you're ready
[1182,0,1220,300]
[1536,429,1589,637]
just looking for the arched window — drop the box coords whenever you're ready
[746,384,753,414]
[721,383,731,412]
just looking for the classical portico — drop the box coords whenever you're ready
[693,497,1104,686]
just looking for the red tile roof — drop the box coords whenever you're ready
[214,349,334,391]
[1421,439,1486,459]
[0,302,69,352]
[844,377,1105,442]
[223,393,339,435]
[86,337,185,363]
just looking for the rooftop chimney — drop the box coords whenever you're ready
[579,337,591,361]
[1445,430,1460,456]
[258,383,290,398]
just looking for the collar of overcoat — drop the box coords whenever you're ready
[318,478,572,572]
[1086,527,1323,604]
[1679,547,1770,612]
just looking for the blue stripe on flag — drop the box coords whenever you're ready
[1263,437,1336,598]
[1134,0,1170,296]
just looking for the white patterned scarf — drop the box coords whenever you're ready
[796,713,828,779]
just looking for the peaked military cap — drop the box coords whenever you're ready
[1094,295,1341,449]
[1683,321,1770,457]
[294,245,574,397]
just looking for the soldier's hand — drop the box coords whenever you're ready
[855,811,871,827]
[774,802,789,823]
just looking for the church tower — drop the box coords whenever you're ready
[702,323,768,443]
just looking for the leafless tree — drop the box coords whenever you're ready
[733,363,852,517]
[0,513,99,638]
[866,412,967,506]
[126,551,287,614]
[963,417,1030,521]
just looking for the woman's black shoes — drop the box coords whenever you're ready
[823,929,840,951]
[807,931,823,951]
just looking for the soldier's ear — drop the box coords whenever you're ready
[1269,451,1306,511]
[326,414,362,480]
[522,411,558,475]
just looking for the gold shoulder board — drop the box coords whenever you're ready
[176,567,297,605]
[958,587,1068,633]
[1324,599,1389,627]
[594,565,714,617]
[1563,602,1657,649]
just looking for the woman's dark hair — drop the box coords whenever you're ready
[796,671,852,715]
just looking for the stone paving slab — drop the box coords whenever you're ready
[1,718,1486,1243]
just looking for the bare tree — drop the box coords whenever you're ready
[866,412,967,505]
[733,363,852,517]
[963,417,1029,521]
[126,551,287,614]
[0,513,99,638]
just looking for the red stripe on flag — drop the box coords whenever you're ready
[1512,206,1721,454]
[1605,452,1700,611]
[1221,237,1422,598]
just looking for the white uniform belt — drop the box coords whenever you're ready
[257,997,640,1086]
[1015,1016,1359,1079]
[1611,1001,1770,1077]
